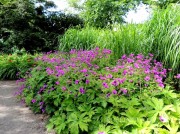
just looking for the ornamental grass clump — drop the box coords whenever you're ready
[16,48,180,134]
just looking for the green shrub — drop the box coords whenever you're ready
[0,53,37,80]
[17,48,180,134]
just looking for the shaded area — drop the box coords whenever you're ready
[0,81,52,134]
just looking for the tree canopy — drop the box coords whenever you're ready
[67,0,180,27]
[0,0,83,53]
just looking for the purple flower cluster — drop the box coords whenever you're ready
[16,48,170,111]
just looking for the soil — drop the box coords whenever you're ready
[0,81,54,134]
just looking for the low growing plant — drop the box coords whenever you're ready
[0,53,37,80]
[16,48,180,134]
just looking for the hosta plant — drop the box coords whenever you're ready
[16,48,180,134]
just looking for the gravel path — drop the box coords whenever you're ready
[0,81,51,134]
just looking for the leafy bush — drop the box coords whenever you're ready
[0,0,84,53]
[16,48,180,134]
[0,53,37,80]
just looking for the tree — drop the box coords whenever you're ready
[67,0,179,28]
[0,0,84,53]
[75,0,141,28]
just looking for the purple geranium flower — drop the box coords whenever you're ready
[120,88,127,95]
[80,68,88,73]
[123,70,128,75]
[144,76,150,81]
[79,87,85,94]
[111,80,119,86]
[55,81,60,85]
[159,116,168,122]
[112,90,117,94]
[86,79,90,84]
[102,82,109,88]
[31,99,36,103]
[62,86,66,91]
[175,74,180,79]
[106,93,111,98]
[98,132,105,134]
[75,80,79,84]
[158,83,164,88]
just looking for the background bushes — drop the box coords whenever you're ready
[0,0,84,54]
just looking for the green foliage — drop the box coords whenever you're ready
[0,0,83,53]
[0,52,37,80]
[142,0,180,9]
[67,0,179,27]
[59,25,151,60]
[82,0,136,27]
[16,49,180,133]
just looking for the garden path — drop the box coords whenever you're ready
[0,81,52,134]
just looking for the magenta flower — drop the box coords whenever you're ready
[120,88,127,95]
[102,82,109,88]
[55,81,60,85]
[175,74,180,79]
[111,80,119,86]
[144,76,150,81]
[134,63,139,68]
[98,132,105,134]
[106,93,111,98]
[156,79,162,83]
[123,70,128,75]
[121,54,126,60]
[46,67,54,75]
[56,69,65,76]
[118,78,126,84]
[159,116,168,122]
[86,79,90,84]
[149,53,153,57]
[75,80,79,84]
[79,87,85,94]
[31,99,36,103]
[80,68,88,73]
[106,74,113,79]
[62,86,66,91]
[100,76,106,80]
[158,83,164,88]
[144,69,150,74]
[127,58,134,63]
[112,90,117,94]
[42,108,45,113]
[102,49,111,54]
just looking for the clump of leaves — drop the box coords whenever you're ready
[16,48,180,134]
[0,53,36,80]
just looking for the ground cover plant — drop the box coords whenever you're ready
[0,53,37,80]
[16,48,180,134]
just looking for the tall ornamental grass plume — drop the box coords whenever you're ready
[16,48,180,134]
[59,25,152,60]
[144,4,180,77]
